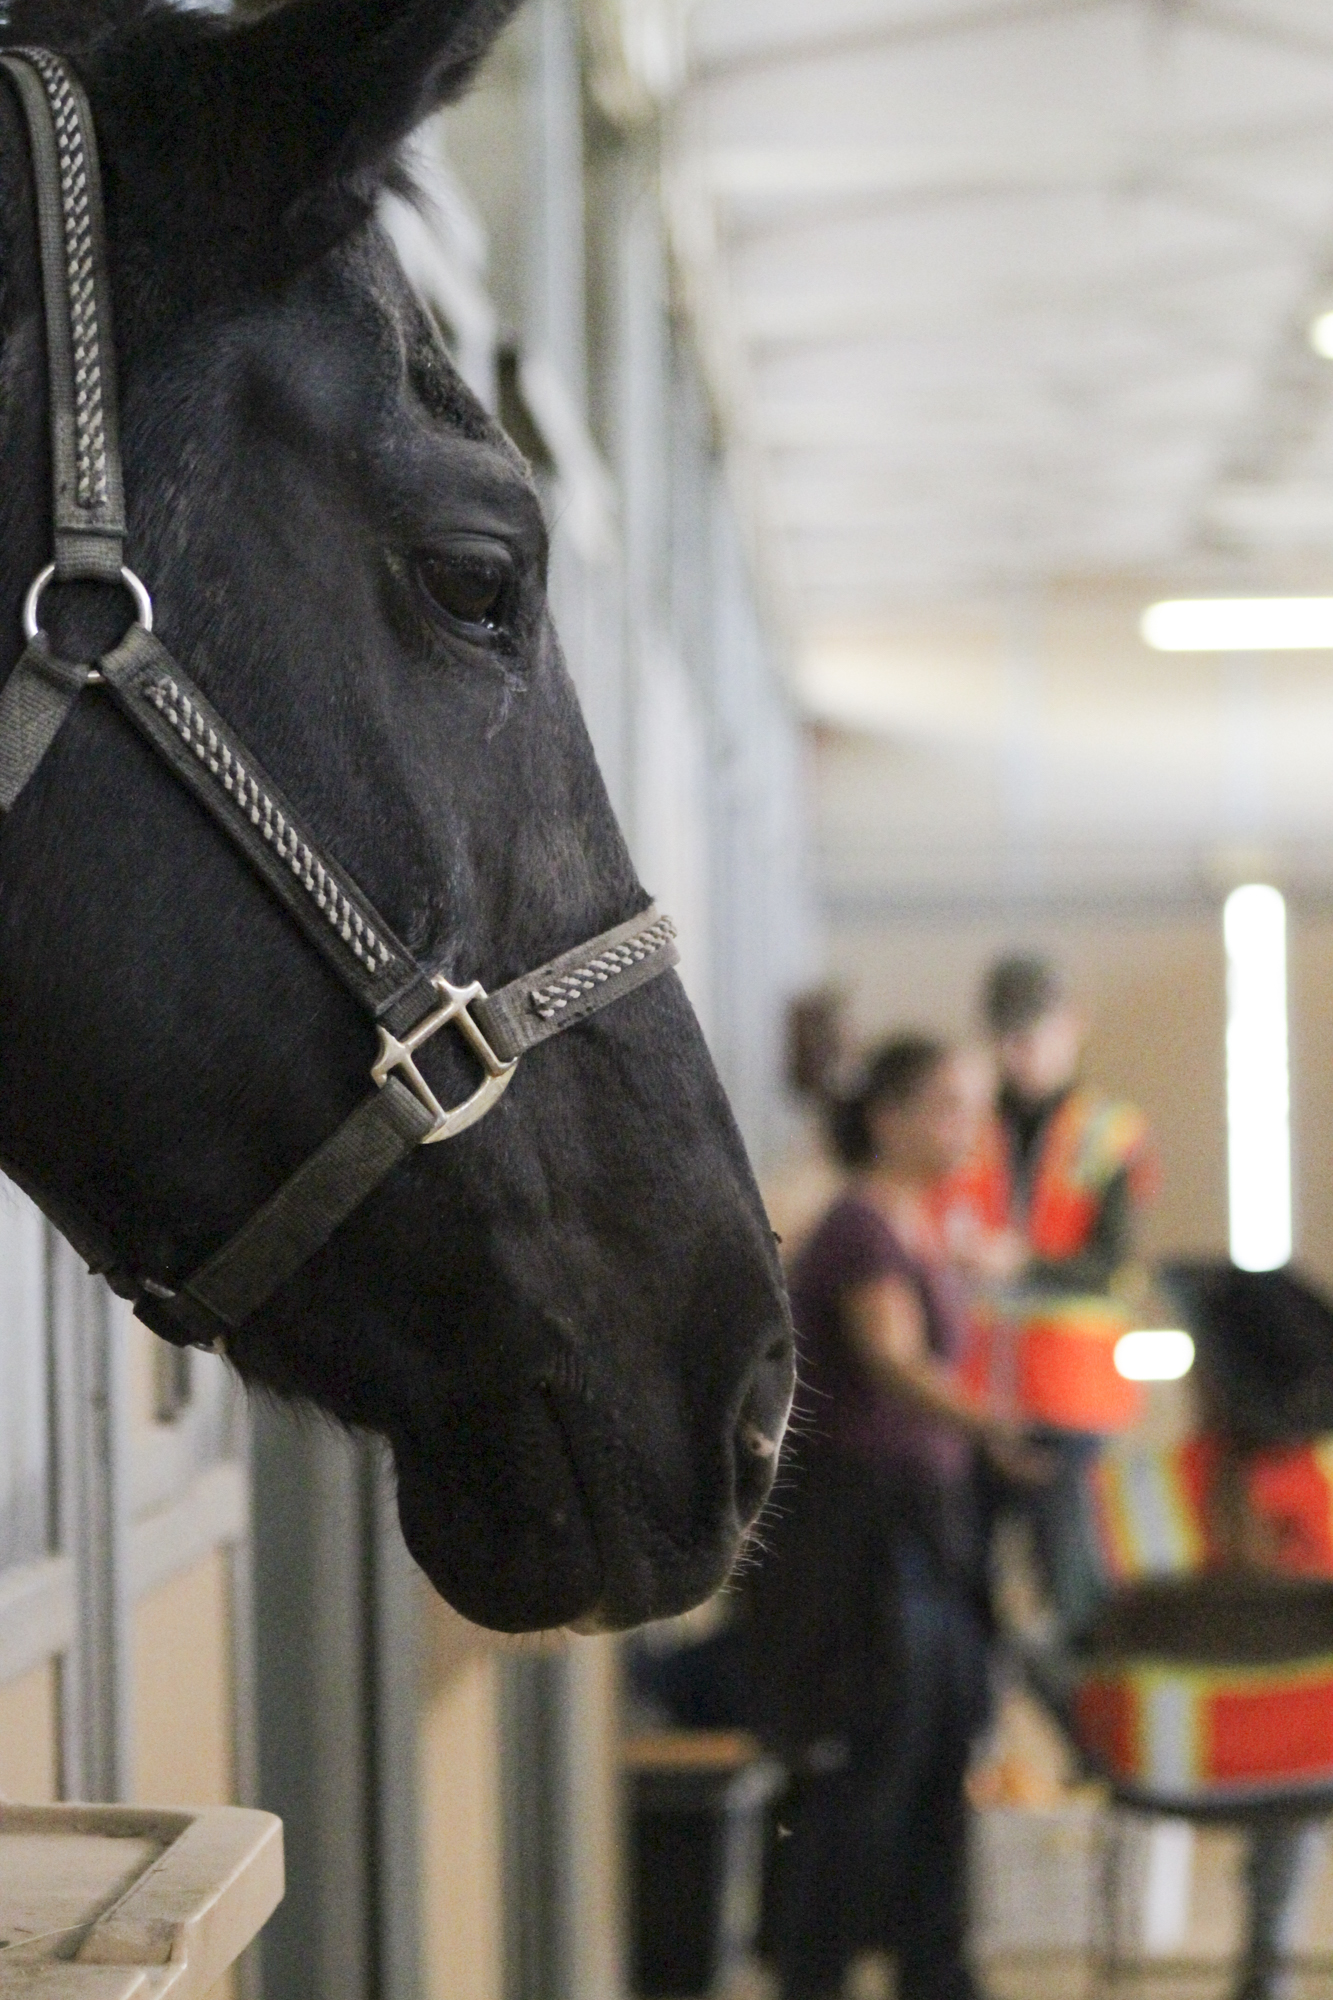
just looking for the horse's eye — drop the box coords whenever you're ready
[415,546,513,634]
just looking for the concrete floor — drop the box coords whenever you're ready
[717,1689,1333,2000]
[720,1810,1333,2000]
[983,1956,1333,1998]
[727,1953,1333,1999]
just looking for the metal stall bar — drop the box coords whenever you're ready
[50,1231,133,1803]
[251,1410,423,2000]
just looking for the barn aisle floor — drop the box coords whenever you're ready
[726,1952,1333,1999]
[984,1957,1333,1999]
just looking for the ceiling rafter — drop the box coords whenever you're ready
[710,104,1333,245]
[679,0,1333,627]
[1189,0,1333,68]
[692,0,1111,87]
[738,243,1298,350]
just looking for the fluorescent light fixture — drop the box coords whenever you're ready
[1225,884,1291,1271]
[1114,1328,1195,1382]
[1311,310,1333,360]
[1143,598,1333,652]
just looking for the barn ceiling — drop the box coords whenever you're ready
[676,0,1333,620]
[671,0,1333,911]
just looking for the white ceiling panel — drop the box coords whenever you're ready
[677,0,1333,620]
[675,0,1333,903]
[691,0,1045,72]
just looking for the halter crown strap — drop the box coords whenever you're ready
[0,46,680,1348]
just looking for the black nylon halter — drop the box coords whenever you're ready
[0,48,679,1348]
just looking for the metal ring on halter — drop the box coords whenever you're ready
[22,561,154,643]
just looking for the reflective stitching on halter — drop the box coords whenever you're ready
[142,674,394,972]
[24,50,108,512]
[528,915,678,1020]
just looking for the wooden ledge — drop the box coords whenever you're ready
[622,1729,763,1772]
[0,1802,283,1998]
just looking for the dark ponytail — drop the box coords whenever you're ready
[827,1034,948,1169]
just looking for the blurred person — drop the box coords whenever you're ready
[762,988,855,1265]
[942,952,1156,1630]
[745,1035,1049,2000]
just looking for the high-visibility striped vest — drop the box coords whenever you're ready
[941,1089,1155,1433]
[1073,1436,1333,1797]
[1091,1435,1333,1586]
[1075,1651,1333,1796]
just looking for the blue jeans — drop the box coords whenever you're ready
[1237,1819,1328,2000]
[1027,1428,1106,1635]
[770,1534,991,2000]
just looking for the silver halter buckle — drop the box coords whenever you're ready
[371,975,516,1143]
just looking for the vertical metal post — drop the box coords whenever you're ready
[0,1187,49,1576]
[524,0,587,409]
[227,1424,260,1812]
[500,1643,626,2000]
[557,1642,625,2000]
[252,1409,372,2000]
[365,1439,424,2000]
[227,1392,264,2000]
[50,1233,132,1802]
[251,1408,422,2000]
[600,121,668,874]
[500,1652,570,2000]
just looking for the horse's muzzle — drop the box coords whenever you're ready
[392,1388,604,1631]
[390,1305,794,1634]
[535,1319,796,1633]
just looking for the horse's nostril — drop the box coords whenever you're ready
[739,1421,778,1461]
[732,1326,796,1521]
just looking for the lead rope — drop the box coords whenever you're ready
[0,48,679,1348]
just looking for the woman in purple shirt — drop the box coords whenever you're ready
[751,1036,1046,2000]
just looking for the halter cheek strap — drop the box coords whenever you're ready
[0,48,679,1348]
[0,47,124,581]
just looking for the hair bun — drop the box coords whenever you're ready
[826,1033,947,1169]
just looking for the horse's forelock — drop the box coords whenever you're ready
[1,0,154,54]
[0,0,523,343]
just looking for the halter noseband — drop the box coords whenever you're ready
[0,48,679,1349]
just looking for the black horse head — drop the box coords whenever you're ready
[0,0,794,1630]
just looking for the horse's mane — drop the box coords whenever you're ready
[1,0,153,53]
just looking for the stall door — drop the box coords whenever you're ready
[0,1178,256,1849]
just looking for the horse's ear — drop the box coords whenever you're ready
[93,0,523,288]
[243,0,522,235]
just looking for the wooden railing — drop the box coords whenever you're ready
[0,1800,282,1996]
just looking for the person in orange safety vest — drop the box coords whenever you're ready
[938,953,1157,1626]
